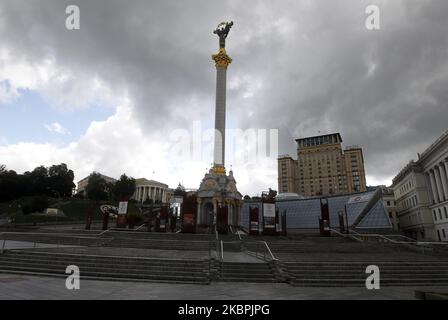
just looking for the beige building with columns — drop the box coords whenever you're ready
[417,130,448,242]
[76,173,117,197]
[132,178,171,204]
[392,162,435,240]
[392,129,448,242]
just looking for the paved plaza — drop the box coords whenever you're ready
[0,273,447,300]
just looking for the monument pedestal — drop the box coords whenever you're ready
[197,167,242,233]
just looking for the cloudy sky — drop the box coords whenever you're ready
[0,0,447,196]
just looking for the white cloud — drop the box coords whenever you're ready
[0,101,276,195]
[44,122,70,135]
[0,47,121,110]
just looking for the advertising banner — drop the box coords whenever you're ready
[347,194,370,204]
[118,201,128,214]
[117,201,128,227]
[249,206,259,235]
[263,203,276,228]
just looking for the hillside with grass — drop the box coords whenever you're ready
[0,197,141,224]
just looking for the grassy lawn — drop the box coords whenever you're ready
[0,197,142,224]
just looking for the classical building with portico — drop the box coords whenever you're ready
[417,130,448,242]
[132,178,172,203]
[392,129,448,241]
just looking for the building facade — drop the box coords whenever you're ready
[392,162,436,241]
[278,155,296,194]
[380,186,399,231]
[416,130,448,242]
[76,173,117,197]
[278,133,367,197]
[132,178,171,203]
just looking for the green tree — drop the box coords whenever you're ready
[113,174,136,201]
[86,172,108,202]
[0,169,21,202]
[29,166,49,195]
[48,163,75,197]
[85,172,108,230]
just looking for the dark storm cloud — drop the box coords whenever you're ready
[0,0,447,185]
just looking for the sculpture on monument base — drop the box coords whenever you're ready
[213,21,233,49]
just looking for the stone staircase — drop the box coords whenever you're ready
[103,237,212,251]
[101,230,213,251]
[2,230,448,287]
[0,250,210,284]
[217,262,278,283]
[285,261,448,287]
[0,232,109,247]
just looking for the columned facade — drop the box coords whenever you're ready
[413,130,448,242]
[131,178,170,204]
[425,160,448,206]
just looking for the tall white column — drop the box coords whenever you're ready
[428,171,438,204]
[211,47,231,171]
[434,167,445,203]
[439,162,448,201]
[442,160,448,194]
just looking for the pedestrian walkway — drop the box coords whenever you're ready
[0,273,446,300]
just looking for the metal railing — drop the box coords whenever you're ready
[241,238,277,262]
[330,228,448,253]
[0,231,110,251]
[0,237,77,253]
[214,230,222,261]
[220,240,224,261]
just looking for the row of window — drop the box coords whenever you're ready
[437,228,447,241]
[398,179,414,196]
[401,195,418,210]
[433,206,448,222]
[402,212,423,226]
[299,135,337,147]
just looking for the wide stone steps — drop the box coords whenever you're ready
[0,251,210,284]
[218,262,277,283]
[0,234,107,246]
[292,279,448,287]
[3,251,204,265]
[285,262,448,287]
[102,231,213,241]
[0,257,206,272]
[0,262,206,278]
[104,238,211,251]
